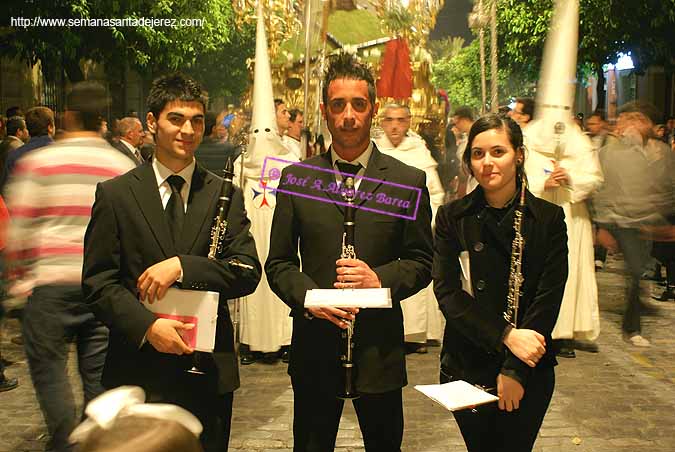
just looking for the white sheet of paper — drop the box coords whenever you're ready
[458,251,473,296]
[415,380,498,412]
[304,288,392,308]
[141,287,219,352]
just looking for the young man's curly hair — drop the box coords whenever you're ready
[322,53,376,107]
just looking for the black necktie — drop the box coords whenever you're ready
[336,162,362,177]
[165,175,186,246]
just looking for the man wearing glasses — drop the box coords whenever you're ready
[266,53,433,451]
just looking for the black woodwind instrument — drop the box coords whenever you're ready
[188,156,244,375]
[503,176,527,327]
[208,157,235,260]
[337,175,359,400]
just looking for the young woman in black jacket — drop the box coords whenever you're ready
[433,114,568,452]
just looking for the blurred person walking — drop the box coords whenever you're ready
[592,101,673,347]
[3,82,135,451]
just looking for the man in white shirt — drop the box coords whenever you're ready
[282,108,304,160]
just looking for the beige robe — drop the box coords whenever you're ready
[235,132,299,352]
[376,132,445,342]
[525,120,603,341]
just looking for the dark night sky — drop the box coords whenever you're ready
[430,0,474,42]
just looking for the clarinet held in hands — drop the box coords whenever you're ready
[338,175,359,400]
[208,157,236,260]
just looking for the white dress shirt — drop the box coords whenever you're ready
[152,157,196,213]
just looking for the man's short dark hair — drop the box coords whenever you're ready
[66,81,109,132]
[6,106,23,118]
[147,73,208,119]
[322,53,376,107]
[516,97,535,119]
[289,109,302,122]
[6,116,27,136]
[24,107,55,137]
[274,99,285,109]
[453,106,474,121]
[618,101,661,125]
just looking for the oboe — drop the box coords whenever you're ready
[504,176,527,327]
[337,175,359,400]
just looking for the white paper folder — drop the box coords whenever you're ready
[141,287,219,352]
[415,380,498,412]
[304,288,392,308]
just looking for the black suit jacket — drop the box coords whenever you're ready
[433,187,568,389]
[265,145,433,394]
[82,162,261,394]
[111,139,143,166]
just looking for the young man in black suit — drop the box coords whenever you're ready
[265,53,433,451]
[82,73,261,452]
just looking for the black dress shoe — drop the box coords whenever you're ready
[261,352,278,364]
[0,377,18,392]
[574,340,599,353]
[0,358,15,367]
[652,287,675,302]
[281,350,290,363]
[557,347,576,358]
[240,353,256,365]
[554,339,576,358]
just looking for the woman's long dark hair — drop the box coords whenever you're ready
[462,113,526,184]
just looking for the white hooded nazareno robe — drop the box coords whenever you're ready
[524,120,603,341]
[235,131,299,352]
[375,131,446,342]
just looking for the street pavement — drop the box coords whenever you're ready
[1,254,675,452]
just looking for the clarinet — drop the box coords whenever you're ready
[503,177,527,327]
[208,157,235,260]
[188,156,251,375]
[337,175,359,400]
[207,156,254,270]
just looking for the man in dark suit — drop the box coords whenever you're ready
[265,53,433,451]
[111,116,145,166]
[82,73,261,452]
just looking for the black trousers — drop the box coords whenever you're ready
[142,370,233,452]
[443,367,555,452]
[291,376,403,452]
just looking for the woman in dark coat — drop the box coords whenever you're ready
[433,114,568,452]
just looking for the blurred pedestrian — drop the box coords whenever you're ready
[4,82,135,451]
[591,101,672,347]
